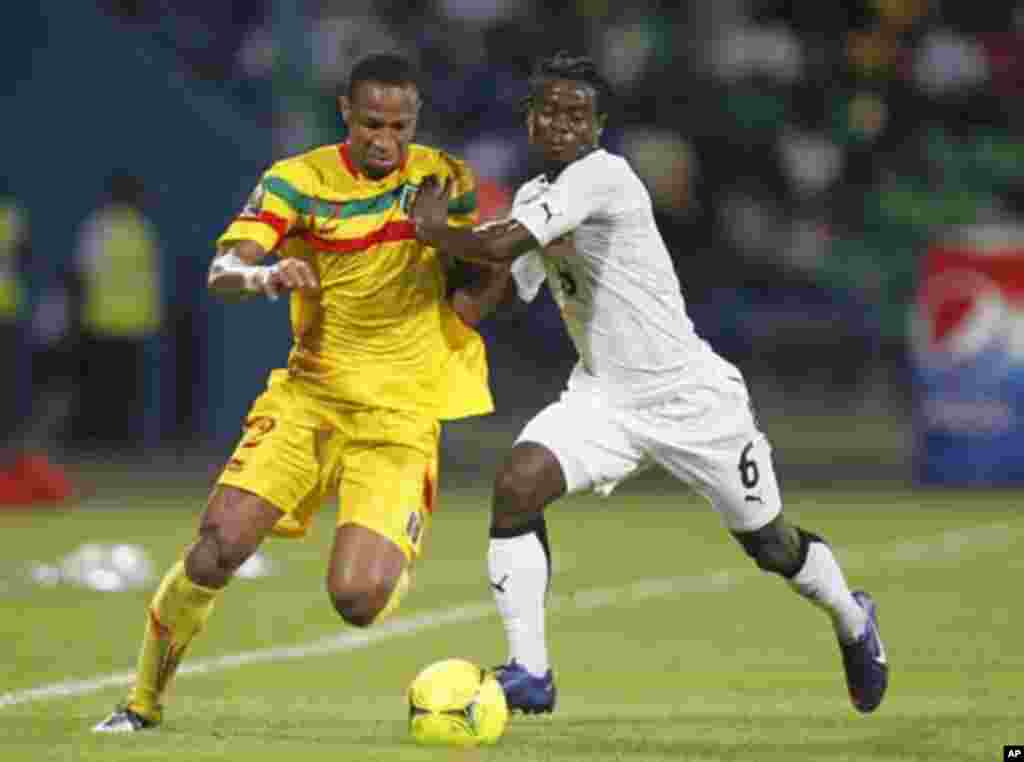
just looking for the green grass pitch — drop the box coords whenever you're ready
[1,480,1021,761]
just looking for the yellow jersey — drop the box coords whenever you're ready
[217,142,493,421]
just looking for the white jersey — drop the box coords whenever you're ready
[509,148,740,404]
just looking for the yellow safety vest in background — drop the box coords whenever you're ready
[0,201,27,321]
[81,205,161,337]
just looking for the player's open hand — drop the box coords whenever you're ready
[411,174,452,242]
[266,257,319,299]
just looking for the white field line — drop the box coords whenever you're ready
[0,521,1016,709]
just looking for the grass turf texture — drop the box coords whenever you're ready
[1,483,1021,761]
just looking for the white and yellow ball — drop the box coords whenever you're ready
[408,658,509,747]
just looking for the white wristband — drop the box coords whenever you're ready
[212,252,282,300]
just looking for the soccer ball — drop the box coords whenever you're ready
[407,658,509,747]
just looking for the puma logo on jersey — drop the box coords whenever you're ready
[490,574,509,593]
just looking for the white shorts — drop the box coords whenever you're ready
[515,381,781,532]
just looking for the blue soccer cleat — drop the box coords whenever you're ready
[840,591,889,713]
[493,660,556,714]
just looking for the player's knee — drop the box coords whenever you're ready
[185,527,251,588]
[329,593,378,628]
[733,518,802,577]
[327,577,395,628]
[493,449,560,517]
[493,468,538,516]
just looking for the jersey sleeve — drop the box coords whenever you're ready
[216,160,315,253]
[439,152,480,229]
[510,252,547,303]
[510,153,619,248]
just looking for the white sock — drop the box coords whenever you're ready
[488,530,550,677]
[788,541,868,644]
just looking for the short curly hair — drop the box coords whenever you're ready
[345,53,419,99]
[524,52,612,117]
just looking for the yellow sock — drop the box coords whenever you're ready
[126,560,218,722]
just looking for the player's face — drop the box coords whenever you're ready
[527,78,604,167]
[340,82,420,179]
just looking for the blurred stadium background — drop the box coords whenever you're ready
[5,0,1024,489]
[3,4,1024,760]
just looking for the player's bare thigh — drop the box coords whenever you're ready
[185,485,283,589]
[327,523,407,627]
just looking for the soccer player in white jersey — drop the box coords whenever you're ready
[411,52,888,715]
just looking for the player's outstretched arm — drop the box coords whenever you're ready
[207,240,319,303]
[412,177,538,265]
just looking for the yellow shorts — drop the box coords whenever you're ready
[217,372,439,561]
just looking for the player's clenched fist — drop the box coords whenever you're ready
[267,257,319,298]
[208,247,319,302]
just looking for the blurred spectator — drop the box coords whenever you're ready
[22,263,77,448]
[462,132,526,186]
[845,23,904,82]
[621,126,697,215]
[586,5,677,94]
[777,126,845,203]
[309,1,406,89]
[0,191,30,442]
[69,172,162,452]
[100,0,270,83]
[977,15,1024,101]
[708,18,805,85]
[0,190,75,505]
[872,0,930,31]
[913,26,989,98]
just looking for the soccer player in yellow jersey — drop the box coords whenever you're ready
[94,53,511,733]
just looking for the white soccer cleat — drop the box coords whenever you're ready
[92,706,158,733]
